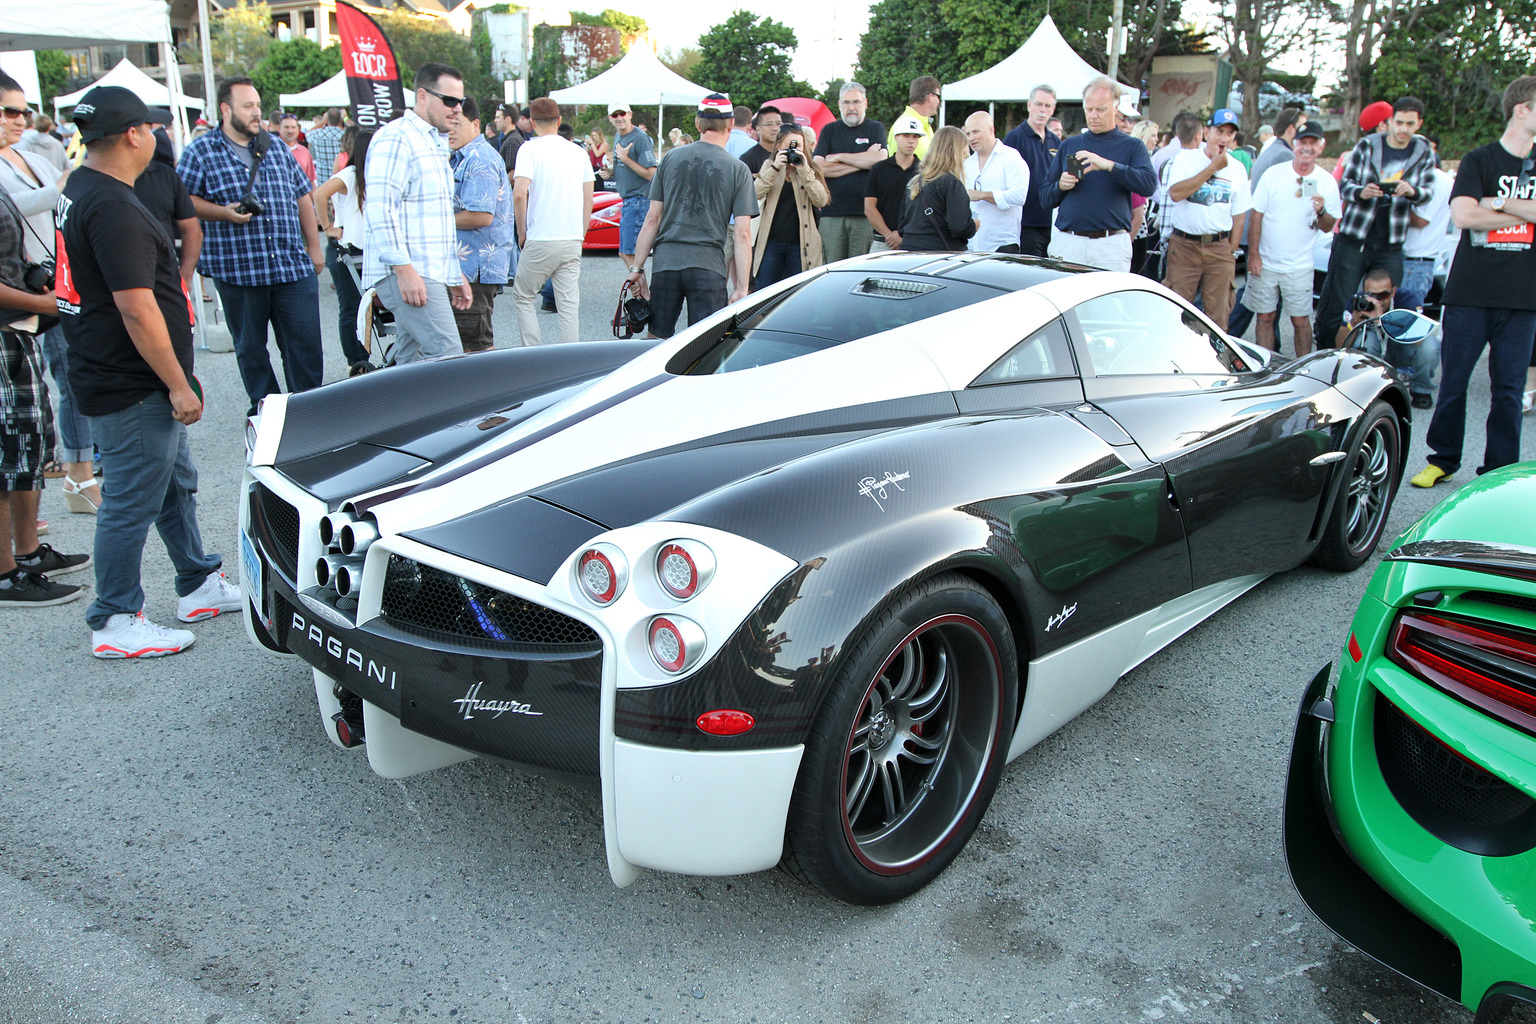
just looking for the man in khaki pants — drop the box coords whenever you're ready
[1164,108,1252,328]
[511,96,594,345]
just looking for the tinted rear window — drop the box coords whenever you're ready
[672,271,1006,375]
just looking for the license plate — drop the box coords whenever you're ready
[240,529,270,632]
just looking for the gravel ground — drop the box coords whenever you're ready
[1,252,1526,1024]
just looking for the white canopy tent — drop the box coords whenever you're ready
[550,46,713,148]
[53,58,204,116]
[0,0,193,143]
[281,70,350,110]
[940,16,1109,125]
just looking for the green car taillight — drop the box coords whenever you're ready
[1388,611,1536,736]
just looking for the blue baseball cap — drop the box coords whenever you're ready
[1208,108,1239,128]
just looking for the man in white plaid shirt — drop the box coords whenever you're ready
[363,62,472,363]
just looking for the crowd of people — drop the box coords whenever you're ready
[1,57,1534,652]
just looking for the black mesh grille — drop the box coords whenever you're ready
[252,485,300,582]
[1379,698,1531,827]
[379,555,599,650]
[1467,590,1536,616]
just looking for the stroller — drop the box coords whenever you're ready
[337,247,398,375]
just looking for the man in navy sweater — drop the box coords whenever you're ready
[1039,77,1159,271]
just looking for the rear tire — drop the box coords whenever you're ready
[782,573,1017,904]
[1313,400,1401,571]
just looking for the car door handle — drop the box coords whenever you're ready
[1310,451,1348,466]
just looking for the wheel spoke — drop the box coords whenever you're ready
[878,759,905,822]
[845,753,875,821]
[909,648,949,722]
[887,642,921,701]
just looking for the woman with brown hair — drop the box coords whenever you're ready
[898,125,977,252]
[751,128,831,289]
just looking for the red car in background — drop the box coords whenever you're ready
[584,190,623,250]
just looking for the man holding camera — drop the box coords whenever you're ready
[178,77,325,415]
[1314,97,1436,349]
[1411,75,1536,488]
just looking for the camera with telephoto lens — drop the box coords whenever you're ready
[22,258,54,294]
[1350,292,1378,313]
[784,140,803,166]
[234,192,265,217]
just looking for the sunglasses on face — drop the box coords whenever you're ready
[609,111,629,118]
[421,87,463,108]
[1,107,28,119]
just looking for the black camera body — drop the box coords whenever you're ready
[22,258,54,294]
[234,192,266,217]
[1350,292,1378,313]
[784,140,803,166]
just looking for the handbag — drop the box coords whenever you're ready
[612,279,651,339]
[0,189,59,334]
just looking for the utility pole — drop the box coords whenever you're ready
[1108,0,1124,80]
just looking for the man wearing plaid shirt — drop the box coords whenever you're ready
[363,62,472,363]
[1314,96,1436,348]
[307,109,346,178]
[178,77,326,415]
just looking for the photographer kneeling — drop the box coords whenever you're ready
[1339,268,1439,392]
[751,128,830,290]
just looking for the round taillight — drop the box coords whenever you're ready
[577,544,627,605]
[696,709,755,736]
[649,615,704,674]
[655,541,715,601]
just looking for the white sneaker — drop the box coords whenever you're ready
[92,612,196,659]
[177,571,244,623]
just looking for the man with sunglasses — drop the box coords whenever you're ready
[362,62,474,364]
[608,103,655,271]
[1245,122,1338,355]
[1412,74,1536,488]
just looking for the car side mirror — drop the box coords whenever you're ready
[1377,308,1438,345]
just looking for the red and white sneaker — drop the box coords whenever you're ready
[177,571,243,623]
[92,612,196,659]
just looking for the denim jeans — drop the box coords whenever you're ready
[85,392,221,629]
[39,324,91,462]
[215,274,324,415]
[325,240,369,366]
[753,240,803,290]
[1314,236,1403,348]
[620,195,650,255]
[1423,304,1536,476]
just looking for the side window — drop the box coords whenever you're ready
[971,318,1077,386]
[1074,291,1241,376]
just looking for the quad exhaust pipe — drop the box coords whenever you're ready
[316,554,364,594]
[319,510,379,557]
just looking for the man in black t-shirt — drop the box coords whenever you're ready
[865,116,923,250]
[133,129,202,285]
[1411,75,1536,488]
[813,82,887,262]
[740,106,784,177]
[57,86,239,660]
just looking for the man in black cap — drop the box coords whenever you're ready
[57,86,240,659]
[625,93,758,337]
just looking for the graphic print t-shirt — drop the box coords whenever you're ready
[1167,147,1252,236]
[649,142,757,277]
[1442,141,1536,310]
[56,166,194,416]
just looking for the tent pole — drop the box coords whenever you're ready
[163,16,189,155]
[198,0,217,127]
[658,100,664,155]
[988,100,994,120]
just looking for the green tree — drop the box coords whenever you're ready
[33,50,71,110]
[855,0,963,124]
[694,12,812,106]
[252,39,342,110]
[1370,0,1536,157]
[570,9,649,39]
[205,0,274,79]
[661,46,702,80]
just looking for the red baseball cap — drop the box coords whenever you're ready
[1359,101,1393,132]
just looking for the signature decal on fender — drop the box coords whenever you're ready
[452,681,544,721]
[1045,602,1078,632]
[857,470,910,511]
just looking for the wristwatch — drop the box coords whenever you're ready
[1492,196,1507,212]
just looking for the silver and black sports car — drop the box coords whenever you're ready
[241,252,1409,904]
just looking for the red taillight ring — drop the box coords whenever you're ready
[657,543,698,599]
[577,545,627,605]
[648,615,704,674]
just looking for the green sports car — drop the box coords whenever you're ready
[1286,462,1536,1021]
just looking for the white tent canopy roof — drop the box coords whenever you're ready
[0,0,170,50]
[943,16,1107,103]
[281,70,350,109]
[53,57,203,111]
[549,46,713,107]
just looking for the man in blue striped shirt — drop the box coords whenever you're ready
[178,77,326,415]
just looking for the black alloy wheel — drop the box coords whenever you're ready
[783,573,1017,904]
[1313,400,1401,572]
